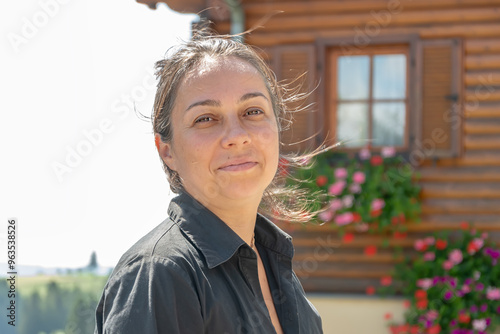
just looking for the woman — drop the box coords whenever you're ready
[95,31,323,334]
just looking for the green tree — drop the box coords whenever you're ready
[65,291,98,334]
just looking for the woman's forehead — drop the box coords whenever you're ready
[184,56,261,83]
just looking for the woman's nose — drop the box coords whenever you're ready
[221,116,251,148]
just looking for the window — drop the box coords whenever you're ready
[328,47,409,149]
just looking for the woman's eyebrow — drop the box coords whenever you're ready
[185,99,221,112]
[239,92,269,103]
[185,92,269,113]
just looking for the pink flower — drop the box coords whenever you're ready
[443,260,454,271]
[371,198,385,211]
[414,239,428,252]
[426,310,439,321]
[381,146,396,158]
[349,183,361,194]
[472,319,488,331]
[355,223,369,232]
[318,210,333,222]
[461,285,471,294]
[486,287,500,300]
[328,181,346,196]
[474,271,481,280]
[424,236,435,245]
[417,278,433,290]
[352,171,366,184]
[481,232,489,239]
[329,199,343,211]
[424,252,435,261]
[359,147,371,160]
[334,167,348,179]
[449,249,463,264]
[342,195,354,208]
[334,212,354,226]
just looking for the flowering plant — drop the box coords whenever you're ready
[382,225,500,333]
[289,146,421,235]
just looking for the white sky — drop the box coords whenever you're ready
[0,0,197,269]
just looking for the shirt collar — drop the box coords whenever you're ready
[167,192,294,269]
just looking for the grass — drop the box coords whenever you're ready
[17,273,109,298]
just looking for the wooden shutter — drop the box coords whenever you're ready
[270,45,317,153]
[416,39,462,159]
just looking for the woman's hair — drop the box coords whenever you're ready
[152,28,326,222]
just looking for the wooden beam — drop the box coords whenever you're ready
[420,156,500,167]
[465,72,500,86]
[422,205,500,215]
[464,122,500,135]
[466,55,500,70]
[246,7,500,33]
[244,0,500,16]
[465,89,500,102]
[293,253,404,264]
[465,38,500,54]
[294,269,389,279]
[421,187,500,199]
[419,171,500,182]
[465,105,500,118]
[464,137,500,150]
[247,23,500,46]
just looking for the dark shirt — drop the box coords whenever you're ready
[95,192,323,333]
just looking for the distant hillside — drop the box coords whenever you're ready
[0,263,112,277]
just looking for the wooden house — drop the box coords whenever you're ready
[137,0,500,295]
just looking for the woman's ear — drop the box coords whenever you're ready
[155,133,177,171]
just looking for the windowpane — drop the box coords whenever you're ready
[373,54,406,99]
[337,56,370,100]
[372,102,405,146]
[336,103,369,147]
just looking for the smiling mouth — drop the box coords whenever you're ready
[219,161,258,172]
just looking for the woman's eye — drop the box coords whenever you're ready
[194,116,213,123]
[245,109,264,116]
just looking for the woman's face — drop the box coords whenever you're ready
[159,56,280,207]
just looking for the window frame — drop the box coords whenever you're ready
[316,34,420,154]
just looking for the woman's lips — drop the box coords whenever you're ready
[218,161,258,172]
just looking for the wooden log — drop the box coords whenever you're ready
[422,205,500,215]
[421,187,500,199]
[464,137,500,150]
[465,72,500,86]
[465,105,500,118]
[246,23,500,46]
[244,0,500,17]
[294,269,389,279]
[419,170,500,182]
[246,7,500,33]
[293,253,404,264]
[466,55,500,70]
[464,122,500,135]
[465,89,500,102]
[420,156,500,167]
[466,38,500,54]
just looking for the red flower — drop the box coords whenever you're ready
[364,245,377,256]
[415,289,427,300]
[380,276,392,286]
[410,325,420,334]
[458,313,470,324]
[460,221,469,230]
[403,300,411,308]
[435,239,447,250]
[416,299,428,310]
[352,212,362,223]
[391,216,399,225]
[399,213,406,223]
[370,209,382,218]
[316,175,328,187]
[427,324,441,334]
[366,286,376,295]
[342,233,354,244]
[393,231,408,239]
[384,312,393,320]
[467,241,480,254]
[370,155,383,166]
